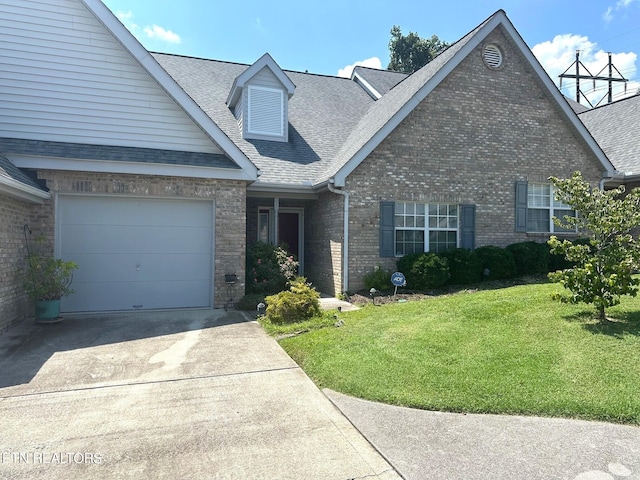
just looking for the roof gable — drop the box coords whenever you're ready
[76,0,258,179]
[323,10,615,187]
[227,53,296,108]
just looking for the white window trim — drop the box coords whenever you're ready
[527,184,576,233]
[394,202,459,256]
[247,85,284,137]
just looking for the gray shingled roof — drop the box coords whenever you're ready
[578,94,640,174]
[0,152,45,191]
[153,17,483,188]
[565,96,590,114]
[153,54,377,186]
[353,66,408,95]
[0,138,237,170]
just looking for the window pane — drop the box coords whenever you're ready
[395,215,403,227]
[406,203,415,215]
[416,204,425,215]
[528,184,551,208]
[416,216,425,228]
[527,209,549,232]
[407,217,415,228]
[554,209,576,233]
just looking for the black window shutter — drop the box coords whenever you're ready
[460,204,476,250]
[515,181,528,233]
[380,201,395,257]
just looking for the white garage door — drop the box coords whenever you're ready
[58,195,214,313]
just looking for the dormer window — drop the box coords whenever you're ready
[247,86,284,137]
[226,53,295,144]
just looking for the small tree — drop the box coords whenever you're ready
[548,171,640,320]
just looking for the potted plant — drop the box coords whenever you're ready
[24,251,78,322]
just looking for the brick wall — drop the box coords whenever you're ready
[35,171,247,309]
[0,193,34,332]
[343,26,605,292]
[305,191,344,295]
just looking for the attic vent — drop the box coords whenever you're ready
[482,44,503,69]
[247,86,284,137]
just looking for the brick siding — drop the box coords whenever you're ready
[0,194,34,332]
[34,171,247,309]
[340,26,605,293]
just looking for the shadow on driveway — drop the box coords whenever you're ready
[0,309,250,389]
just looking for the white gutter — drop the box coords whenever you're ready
[0,176,50,204]
[327,180,350,294]
[599,171,626,190]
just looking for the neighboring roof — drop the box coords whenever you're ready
[0,152,49,204]
[579,94,640,175]
[565,96,591,114]
[352,66,408,97]
[154,54,376,188]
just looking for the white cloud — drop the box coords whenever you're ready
[143,25,181,44]
[337,57,383,78]
[115,10,181,45]
[532,34,638,105]
[603,0,638,22]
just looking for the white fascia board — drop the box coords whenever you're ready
[496,15,616,177]
[10,155,254,181]
[352,72,382,100]
[80,0,259,180]
[333,11,615,187]
[247,181,318,198]
[0,176,49,204]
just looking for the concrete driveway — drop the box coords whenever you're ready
[0,310,399,480]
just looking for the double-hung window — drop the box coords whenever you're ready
[516,182,576,233]
[395,202,458,255]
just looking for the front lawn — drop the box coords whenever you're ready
[270,282,640,424]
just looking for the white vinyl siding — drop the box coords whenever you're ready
[247,86,284,137]
[0,0,222,154]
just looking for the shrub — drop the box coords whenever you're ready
[265,277,321,324]
[246,242,299,295]
[235,293,266,311]
[438,248,482,285]
[475,246,516,280]
[363,266,392,292]
[396,252,426,290]
[506,241,549,276]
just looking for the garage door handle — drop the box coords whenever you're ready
[136,263,141,271]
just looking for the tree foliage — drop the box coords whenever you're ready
[548,171,640,320]
[387,25,449,74]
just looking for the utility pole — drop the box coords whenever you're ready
[559,51,628,107]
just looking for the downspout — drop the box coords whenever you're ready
[328,180,349,294]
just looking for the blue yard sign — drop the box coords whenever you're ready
[391,272,406,287]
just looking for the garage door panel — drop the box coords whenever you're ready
[61,225,212,255]
[62,281,138,313]
[60,197,212,228]
[59,196,214,313]
[135,281,210,309]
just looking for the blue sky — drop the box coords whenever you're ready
[101,0,640,105]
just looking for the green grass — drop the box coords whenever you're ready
[269,282,640,424]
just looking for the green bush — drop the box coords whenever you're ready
[396,252,426,290]
[265,277,321,324]
[506,241,549,276]
[475,246,516,280]
[438,248,482,285]
[235,293,266,311]
[548,237,591,272]
[363,266,392,292]
[246,242,298,295]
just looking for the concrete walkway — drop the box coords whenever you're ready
[0,310,398,479]
[326,389,640,480]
